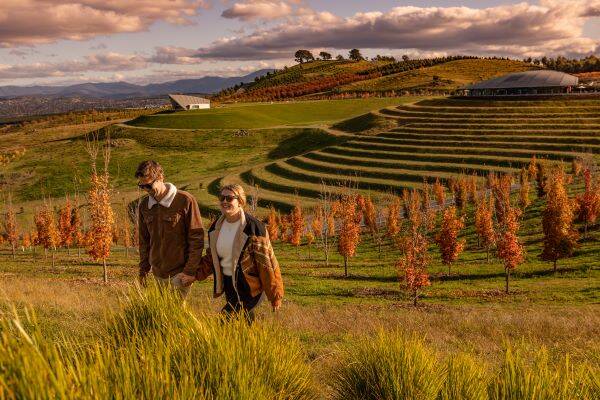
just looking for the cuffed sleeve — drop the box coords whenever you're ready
[253,232,284,306]
[138,206,151,277]
[195,249,214,281]
[182,198,204,276]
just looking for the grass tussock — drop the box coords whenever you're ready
[0,283,315,400]
[330,330,599,400]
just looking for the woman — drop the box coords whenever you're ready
[183,184,283,321]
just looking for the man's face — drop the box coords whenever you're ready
[137,176,161,197]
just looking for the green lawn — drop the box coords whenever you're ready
[126,98,420,129]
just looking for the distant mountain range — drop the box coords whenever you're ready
[0,69,273,99]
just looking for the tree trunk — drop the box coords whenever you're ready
[52,250,55,268]
[447,264,451,276]
[78,246,81,258]
[11,244,15,259]
[486,248,490,263]
[584,222,588,239]
[344,256,348,277]
[413,290,418,306]
[67,246,70,255]
[505,268,510,294]
[553,259,557,273]
[103,259,108,283]
[125,246,129,259]
[307,244,311,260]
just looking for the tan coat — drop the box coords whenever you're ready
[196,211,284,307]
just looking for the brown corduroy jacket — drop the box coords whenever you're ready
[138,189,204,279]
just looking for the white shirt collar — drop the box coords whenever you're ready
[148,183,177,209]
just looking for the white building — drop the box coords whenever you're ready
[168,94,211,110]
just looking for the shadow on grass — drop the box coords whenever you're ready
[267,129,342,160]
[431,266,583,282]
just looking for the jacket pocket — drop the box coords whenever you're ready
[162,213,181,229]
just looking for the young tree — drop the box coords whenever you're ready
[363,195,383,254]
[3,197,18,259]
[433,178,446,210]
[518,168,531,210]
[535,159,547,198]
[85,130,115,283]
[397,190,430,306]
[435,206,465,276]
[266,206,280,242]
[34,202,60,266]
[21,233,31,253]
[541,167,579,272]
[454,176,468,214]
[496,205,524,293]
[305,228,315,260]
[576,169,600,238]
[475,193,496,263]
[386,195,401,238]
[337,193,361,277]
[491,174,513,227]
[279,214,290,243]
[290,201,304,253]
[58,196,75,254]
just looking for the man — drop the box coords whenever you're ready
[135,160,204,297]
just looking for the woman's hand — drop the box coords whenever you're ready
[271,298,282,312]
[179,273,196,287]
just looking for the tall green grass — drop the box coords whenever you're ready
[0,284,315,400]
[330,331,599,400]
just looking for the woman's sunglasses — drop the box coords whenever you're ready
[219,194,238,203]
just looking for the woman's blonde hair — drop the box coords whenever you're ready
[220,184,247,207]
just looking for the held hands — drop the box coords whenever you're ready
[178,273,196,287]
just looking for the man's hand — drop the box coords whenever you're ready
[178,273,196,287]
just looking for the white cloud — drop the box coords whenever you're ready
[222,1,293,21]
[196,0,600,60]
[0,0,210,47]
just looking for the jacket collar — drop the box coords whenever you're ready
[148,183,177,209]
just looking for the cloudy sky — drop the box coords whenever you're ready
[1,0,598,86]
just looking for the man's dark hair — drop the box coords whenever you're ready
[135,160,164,180]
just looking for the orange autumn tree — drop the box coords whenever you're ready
[386,195,401,239]
[454,176,468,214]
[475,193,496,263]
[518,168,531,210]
[433,178,446,210]
[363,195,383,254]
[337,193,361,277]
[266,206,280,242]
[58,196,76,254]
[397,190,430,306]
[290,200,304,253]
[279,214,290,243]
[496,205,524,293]
[435,206,465,276]
[85,130,115,283]
[576,169,600,238]
[34,202,60,266]
[541,166,579,272]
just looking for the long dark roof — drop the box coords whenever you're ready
[464,70,578,90]
[168,94,210,108]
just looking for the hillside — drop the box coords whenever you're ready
[339,59,538,93]
[216,57,536,102]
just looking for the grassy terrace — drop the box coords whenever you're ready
[221,98,600,212]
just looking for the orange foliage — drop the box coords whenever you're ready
[266,206,280,241]
[576,169,600,237]
[496,204,524,293]
[58,197,75,248]
[435,206,465,275]
[290,201,304,247]
[518,168,531,210]
[337,193,361,277]
[386,195,401,237]
[433,178,446,209]
[475,193,496,262]
[541,167,579,271]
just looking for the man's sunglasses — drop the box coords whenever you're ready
[138,180,156,190]
[219,194,238,203]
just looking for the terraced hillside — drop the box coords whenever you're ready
[213,98,600,212]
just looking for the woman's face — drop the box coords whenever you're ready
[219,189,241,218]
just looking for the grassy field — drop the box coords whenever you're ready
[126,98,411,130]
[1,96,599,398]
